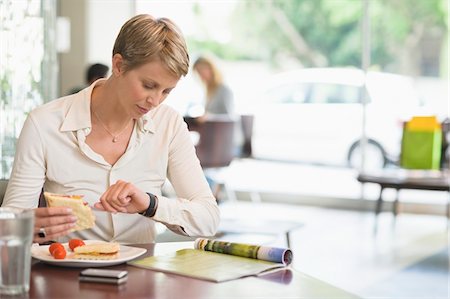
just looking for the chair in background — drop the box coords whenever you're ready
[240,114,254,158]
[195,118,235,168]
[192,117,237,202]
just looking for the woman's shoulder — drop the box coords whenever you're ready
[151,104,181,119]
[30,94,79,118]
[219,83,232,90]
[149,104,186,132]
[217,84,233,96]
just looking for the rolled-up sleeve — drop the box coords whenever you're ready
[153,113,220,237]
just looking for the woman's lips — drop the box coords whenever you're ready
[137,105,149,114]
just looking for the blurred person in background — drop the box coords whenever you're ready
[86,63,110,85]
[189,56,242,198]
[68,63,110,95]
[192,55,235,121]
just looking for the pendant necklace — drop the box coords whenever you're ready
[93,109,132,143]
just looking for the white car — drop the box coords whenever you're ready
[249,68,422,170]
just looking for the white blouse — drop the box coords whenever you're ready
[3,80,220,244]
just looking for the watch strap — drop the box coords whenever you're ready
[140,193,158,217]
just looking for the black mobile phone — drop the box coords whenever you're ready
[79,268,128,284]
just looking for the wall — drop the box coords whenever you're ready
[87,0,133,65]
[58,0,133,97]
[58,0,87,96]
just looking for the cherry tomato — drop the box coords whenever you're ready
[49,243,64,255]
[69,239,85,251]
[52,247,66,259]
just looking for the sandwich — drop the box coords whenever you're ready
[43,192,96,232]
[73,242,120,260]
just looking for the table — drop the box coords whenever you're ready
[357,169,450,220]
[27,242,360,299]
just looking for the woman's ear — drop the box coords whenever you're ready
[112,54,124,76]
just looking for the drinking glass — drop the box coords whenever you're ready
[0,207,35,295]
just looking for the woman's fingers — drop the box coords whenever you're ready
[97,181,133,213]
[93,202,105,211]
[34,222,76,243]
[43,222,77,238]
[114,182,148,212]
[106,198,128,213]
[96,180,149,214]
[97,185,120,213]
[33,207,77,243]
[94,201,127,213]
[98,196,119,213]
[35,206,73,217]
[109,181,132,205]
[34,214,77,233]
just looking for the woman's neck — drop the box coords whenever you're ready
[90,78,132,130]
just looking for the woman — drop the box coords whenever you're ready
[2,14,219,244]
[192,56,235,121]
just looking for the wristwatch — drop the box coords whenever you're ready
[140,193,158,217]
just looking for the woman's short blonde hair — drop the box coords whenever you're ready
[113,14,189,77]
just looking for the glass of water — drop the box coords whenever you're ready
[0,207,35,295]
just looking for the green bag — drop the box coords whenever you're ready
[400,116,442,170]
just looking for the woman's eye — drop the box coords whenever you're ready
[144,83,155,89]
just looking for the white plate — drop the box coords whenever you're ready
[31,240,147,267]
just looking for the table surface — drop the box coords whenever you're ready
[357,169,449,189]
[26,242,360,299]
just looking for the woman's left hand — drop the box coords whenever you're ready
[94,180,150,214]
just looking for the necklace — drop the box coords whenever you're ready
[93,109,132,143]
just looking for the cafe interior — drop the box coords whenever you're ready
[0,0,448,298]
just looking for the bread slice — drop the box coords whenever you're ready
[44,192,95,232]
[73,242,120,260]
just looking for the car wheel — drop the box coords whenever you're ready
[347,139,387,171]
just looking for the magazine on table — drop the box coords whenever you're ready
[128,238,293,282]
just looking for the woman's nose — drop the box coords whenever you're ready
[146,93,162,105]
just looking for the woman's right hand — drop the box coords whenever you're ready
[33,207,77,243]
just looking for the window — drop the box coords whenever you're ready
[0,0,57,179]
[307,84,361,104]
[265,83,309,104]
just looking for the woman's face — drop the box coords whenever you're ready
[115,58,180,118]
[194,63,213,84]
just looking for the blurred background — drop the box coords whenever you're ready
[0,1,449,298]
[1,0,448,203]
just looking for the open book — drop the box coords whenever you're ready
[128,238,293,283]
